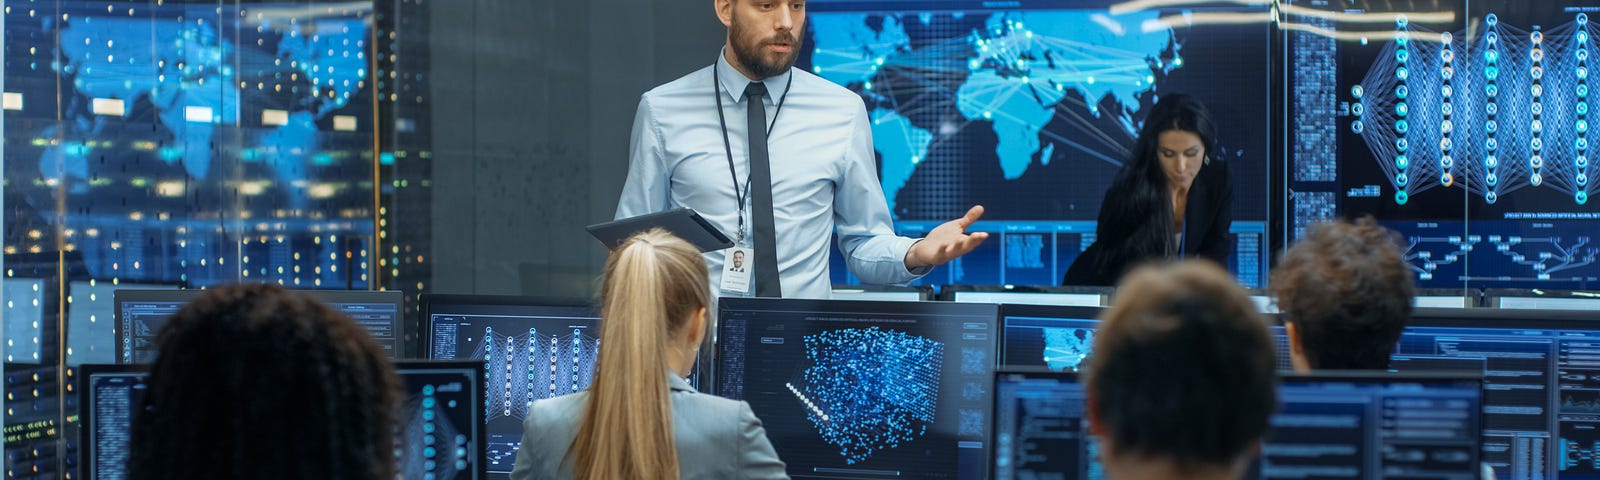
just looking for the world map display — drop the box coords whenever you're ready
[4,1,377,288]
[802,4,1269,222]
[806,2,1272,287]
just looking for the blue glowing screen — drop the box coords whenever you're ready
[3,1,378,288]
[807,0,1272,287]
[425,299,600,479]
[716,297,998,479]
[1287,1,1600,288]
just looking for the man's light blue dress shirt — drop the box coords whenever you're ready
[615,51,927,299]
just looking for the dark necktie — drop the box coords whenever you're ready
[745,81,782,297]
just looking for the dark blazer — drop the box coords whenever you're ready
[1062,160,1233,286]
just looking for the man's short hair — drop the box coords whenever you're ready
[1088,261,1277,471]
[1270,217,1414,370]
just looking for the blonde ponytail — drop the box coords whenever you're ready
[570,228,710,480]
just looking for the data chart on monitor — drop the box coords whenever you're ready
[717,299,998,479]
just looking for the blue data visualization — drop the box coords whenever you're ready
[1287,0,1600,288]
[809,0,1272,287]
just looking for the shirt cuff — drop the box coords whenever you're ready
[900,238,934,278]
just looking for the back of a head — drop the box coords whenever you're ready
[574,228,710,480]
[1088,261,1277,474]
[1270,217,1414,369]
[128,283,400,480]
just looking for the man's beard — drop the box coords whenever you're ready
[730,18,798,79]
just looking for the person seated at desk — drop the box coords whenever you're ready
[1064,94,1233,286]
[1270,217,1414,372]
[128,284,402,480]
[1086,261,1277,480]
[511,228,788,480]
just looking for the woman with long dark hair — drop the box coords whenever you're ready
[1063,93,1232,286]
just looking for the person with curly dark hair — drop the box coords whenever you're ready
[127,283,401,480]
[1064,93,1233,286]
[1087,261,1277,480]
[1270,217,1414,371]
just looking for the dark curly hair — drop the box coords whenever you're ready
[1088,261,1277,473]
[128,283,400,480]
[1270,217,1414,370]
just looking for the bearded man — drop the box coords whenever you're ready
[614,0,988,299]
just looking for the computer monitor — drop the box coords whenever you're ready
[991,369,1483,479]
[79,360,486,480]
[714,297,999,479]
[113,289,405,363]
[1249,294,1280,314]
[998,304,1292,372]
[1485,289,1600,310]
[807,0,1273,288]
[997,304,1104,371]
[422,294,599,478]
[829,286,930,302]
[947,286,1109,307]
[67,281,179,366]
[1391,307,1600,478]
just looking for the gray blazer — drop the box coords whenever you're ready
[509,374,790,480]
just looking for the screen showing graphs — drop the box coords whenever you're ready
[1288,0,1600,288]
[809,0,1272,287]
[424,297,599,478]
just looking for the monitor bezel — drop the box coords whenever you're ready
[1409,306,1600,328]
[713,296,1003,396]
[418,293,596,362]
[112,289,405,362]
[76,360,487,480]
[988,368,1484,480]
[393,359,490,480]
[828,285,935,301]
[77,363,149,480]
[712,296,1000,478]
[940,285,1114,303]
[996,304,1105,369]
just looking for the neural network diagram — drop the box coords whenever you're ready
[397,383,471,480]
[1354,13,1600,206]
[476,327,599,422]
[786,327,945,464]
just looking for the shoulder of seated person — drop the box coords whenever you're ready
[527,392,588,423]
[673,391,750,426]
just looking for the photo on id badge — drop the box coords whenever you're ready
[722,246,753,295]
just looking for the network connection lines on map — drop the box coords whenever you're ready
[1042,328,1094,372]
[1353,12,1600,205]
[789,327,944,464]
[808,9,1180,216]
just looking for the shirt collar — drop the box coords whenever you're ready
[716,46,793,106]
[668,370,696,393]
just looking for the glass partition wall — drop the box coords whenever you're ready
[1,1,432,478]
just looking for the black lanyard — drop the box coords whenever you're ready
[714,62,793,243]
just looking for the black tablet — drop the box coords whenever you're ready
[586,207,733,252]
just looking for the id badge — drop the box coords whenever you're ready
[720,246,754,295]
